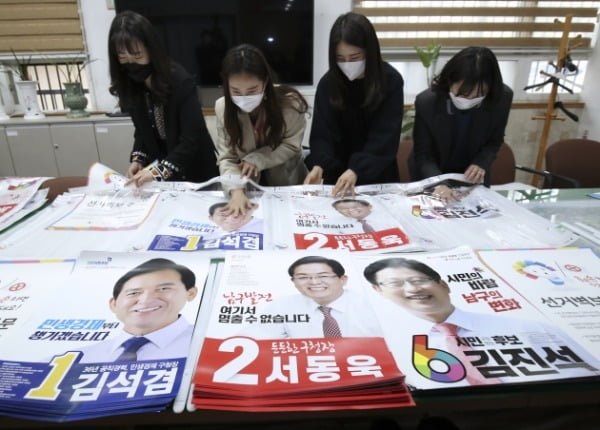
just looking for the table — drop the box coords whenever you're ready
[500,188,600,249]
[2,187,600,429]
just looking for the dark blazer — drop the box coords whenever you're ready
[128,63,218,182]
[411,84,513,185]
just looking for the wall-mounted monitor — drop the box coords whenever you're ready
[114,0,314,88]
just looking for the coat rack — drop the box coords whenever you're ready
[527,15,583,187]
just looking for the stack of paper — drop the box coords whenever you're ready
[190,251,415,412]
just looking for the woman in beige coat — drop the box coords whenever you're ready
[215,44,309,215]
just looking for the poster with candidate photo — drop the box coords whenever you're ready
[354,246,600,391]
[191,251,413,411]
[144,191,267,252]
[0,251,210,422]
[382,175,576,250]
[267,192,420,253]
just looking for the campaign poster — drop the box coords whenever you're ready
[192,251,412,411]
[270,193,415,253]
[145,192,266,251]
[477,247,600,358]
[354,246,600,391]
[0,251,210,421]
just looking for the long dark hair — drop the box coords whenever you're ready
[431,46,504,104]
[220,44,308,150]
[328,12,386,112]
[108,11,172,107]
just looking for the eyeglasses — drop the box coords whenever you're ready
[377,277,433,288]
[292,274,339,283]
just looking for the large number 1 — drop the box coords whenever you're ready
[25,352,79,400]
[212,337,259,385]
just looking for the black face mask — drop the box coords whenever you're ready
[122,63,153,83]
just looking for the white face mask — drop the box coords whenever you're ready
[449,92,485,110]
[231,93,264,113]
[337,60,366,81]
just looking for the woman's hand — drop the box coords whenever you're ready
[127,161,143,178]
[464,164,485,184]
[304,166,324,185]
[431,184,460,205]
[239,161,259,179]
[125,169,154,188]
[332,169,357,197]
[225,189,254,216]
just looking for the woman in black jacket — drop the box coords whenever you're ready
[411,46,513,204]
[108,11,218,186]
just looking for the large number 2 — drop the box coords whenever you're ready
[212,337,259,385]
[302,233,331,249]
[25,352,79,400]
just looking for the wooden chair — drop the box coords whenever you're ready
[396,139,413,183]
[543,138,600,188]
[490,142,516,185]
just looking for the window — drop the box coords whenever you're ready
[0,0,88,112]
[354,1,599,52]
[354,1,599,99]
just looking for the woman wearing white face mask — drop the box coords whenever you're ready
[304,12,405,197]
[411,46,513,203]
[215,44,309,215]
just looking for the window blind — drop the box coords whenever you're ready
[0,0,84,53]
[353,1,599,50]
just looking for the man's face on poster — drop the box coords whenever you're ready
[110,268,197,335]
[333,201,372,220]
[291,263,347,306]
[210,205,257,232]
[372,266,452,317]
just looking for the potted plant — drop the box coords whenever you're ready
[401,42,442,142]
[60,55,95,118]
[8,48,45,120]
[415,40,442,86]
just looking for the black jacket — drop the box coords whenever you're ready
[306,62,404,185]
[411,84,513,185]
[128,63,218,182]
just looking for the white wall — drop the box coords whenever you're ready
[80,0,351,112]
[80,0,119,112]
[578,28,600,140]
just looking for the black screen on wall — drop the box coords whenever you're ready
[114,0,314,87]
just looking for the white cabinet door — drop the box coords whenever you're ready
[0,126,16,176]
[94,120,134,175]
[50,123,99,176]
[6,125,59,177]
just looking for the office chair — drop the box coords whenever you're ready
[543,138,600,188]
[489,142,516,185]
[514,138,600,188]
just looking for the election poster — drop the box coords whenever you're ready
[0,251,210,421]
[354,246,600,391]
[192,251,414,411]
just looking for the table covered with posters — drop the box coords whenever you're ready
[0,172,599,430]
